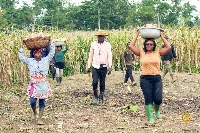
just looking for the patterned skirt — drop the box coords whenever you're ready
[27,74,52,99]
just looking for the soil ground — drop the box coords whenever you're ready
[1,71,200,133]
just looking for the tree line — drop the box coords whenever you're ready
[0,0,199,31]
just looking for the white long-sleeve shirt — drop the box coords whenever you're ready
[18,42,55,77]
[87,41,112,69]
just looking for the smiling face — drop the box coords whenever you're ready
[145,40,155,52]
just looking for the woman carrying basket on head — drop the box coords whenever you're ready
[54,41,68,86]
[128,28,171,125]
[19,37,55,125]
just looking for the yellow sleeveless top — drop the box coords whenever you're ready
[140,50,161,75]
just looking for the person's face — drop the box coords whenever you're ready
[145,40,154,51]
[34,52,42,60]
[97,35,105,43]
[57,46,62,51]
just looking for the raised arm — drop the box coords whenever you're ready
[46,41,55,61]
[18,41,29,64]
[159,31,171,56]
[128,29,141,56]
[63,44,68,54]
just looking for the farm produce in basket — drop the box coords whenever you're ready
[53,38,66,46]
[23,32,50,50]
[139,24,163,39]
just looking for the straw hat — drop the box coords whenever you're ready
[95,30,108,36]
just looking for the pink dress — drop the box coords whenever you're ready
[27,73,52,99]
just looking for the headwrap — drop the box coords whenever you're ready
[33,48,42,55]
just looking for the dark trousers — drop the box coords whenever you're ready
[124,65,134,83]
[92,67,107,93]
[51,66,56,79]
[140,75,163,105]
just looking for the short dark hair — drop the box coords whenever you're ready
[127,42,131,45]
[56,45,62,49]
[143,38,156,52]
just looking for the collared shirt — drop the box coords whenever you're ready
[87,41,112,69]
[18,42,55,77]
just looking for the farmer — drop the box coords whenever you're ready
[54,44,68,86]
[18,38,55,125]
[161,36,177,82]
[128,29,171,125]
[122,42,137,86]
[86,30,112,105]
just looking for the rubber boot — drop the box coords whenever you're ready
[145,104,154,124]
[93,89,98,104]
[31,106,37,120]
[56,77,60,86]
[99,92,104,106]
[154,104,161,119]
[59,77,62,85]
[37,108,44,125]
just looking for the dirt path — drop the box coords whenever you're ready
[0,71,200,133]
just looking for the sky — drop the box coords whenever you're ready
[16,0,200,16]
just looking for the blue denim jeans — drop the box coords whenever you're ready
[30,97,45,108]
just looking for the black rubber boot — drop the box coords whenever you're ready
[93,90,98,104]
[59,77,62,85]
[99,92,104,106]
[56,77,60,86]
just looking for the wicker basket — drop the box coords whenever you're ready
[23,36,50,50]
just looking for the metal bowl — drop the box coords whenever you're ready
[139,28,161,39]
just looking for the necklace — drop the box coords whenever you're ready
[97,44,102,55]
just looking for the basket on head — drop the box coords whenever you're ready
[139,24,162,39]
[23,33,50,50]
[53,38,66,46]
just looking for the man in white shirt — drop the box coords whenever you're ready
[86,30,112,105]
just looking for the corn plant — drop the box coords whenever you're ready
[0,26,200,88]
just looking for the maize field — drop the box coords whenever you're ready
[0,24,200,88]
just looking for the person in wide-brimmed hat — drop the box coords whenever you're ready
[86,29,112,106]
[95,30,108,36]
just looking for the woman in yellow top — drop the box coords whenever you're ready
[129,29,171,125]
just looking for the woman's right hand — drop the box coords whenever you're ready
[135,28,140,37]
